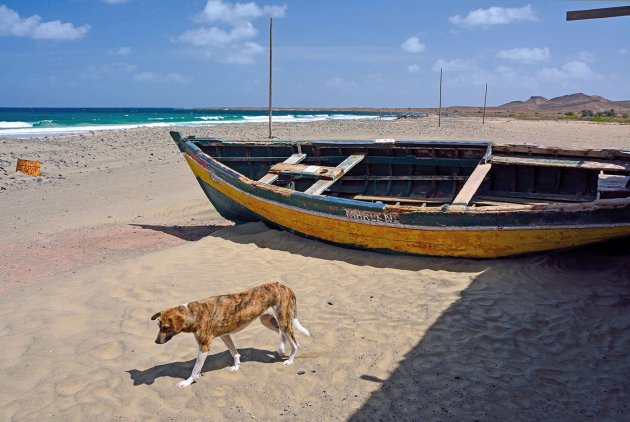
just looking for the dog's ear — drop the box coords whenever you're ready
[151,312,161,320]
[171,313,185,332]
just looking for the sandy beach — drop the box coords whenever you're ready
[1,117,629,421]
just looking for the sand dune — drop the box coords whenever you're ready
[1,118,629,420]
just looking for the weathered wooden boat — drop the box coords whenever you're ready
[170,131,630,258]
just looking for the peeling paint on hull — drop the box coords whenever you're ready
[182,154,630,258]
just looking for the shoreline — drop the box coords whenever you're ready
[2,108,629,139]
[1,118,629,420]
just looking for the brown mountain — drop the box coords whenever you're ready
[498,93,630,113]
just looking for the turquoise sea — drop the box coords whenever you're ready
[0,108,392,138]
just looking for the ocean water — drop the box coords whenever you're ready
[0,108,393,138]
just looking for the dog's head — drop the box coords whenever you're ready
[151,307,186,344]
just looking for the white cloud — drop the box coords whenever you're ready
[401,36,425,54]
[109,46,132,56]
[176,22,257,47]
[449,5,538,28]
[175,0,285,64]
[537,61,601,82]
[407,64,421,73]
[497,47,550,63]
[0,5,90,40]
[195,0,286,24]
[224,41,264,64]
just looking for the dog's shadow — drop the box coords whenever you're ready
[127,348,281,386]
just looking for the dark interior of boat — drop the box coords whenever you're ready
[192,138,630,207]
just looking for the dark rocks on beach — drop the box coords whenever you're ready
[395,112,429,119]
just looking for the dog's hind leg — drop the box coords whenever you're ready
[260,308,287,356]
[281,330,298,366]
[278,320,298,366]
[221,335,241,372]
[177,347,209,388]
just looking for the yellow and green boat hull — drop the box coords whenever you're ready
[181,150,630,258]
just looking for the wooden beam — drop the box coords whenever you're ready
[343,175,470,181]
[305,154,365,195]
[491,155,630,172]
[353,195,452,204]
[269,163,342,180]
[258,153,306,184]
[451,163,492,206]
[219,155,481,167]
[567,6,630,21]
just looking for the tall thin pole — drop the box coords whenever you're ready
[438,68,442,128]
[268,17,273,138]
[482,83,488,124]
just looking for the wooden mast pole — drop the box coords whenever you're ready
[482,83,488,124]
[268,17,273,138]
[438,68,442,127]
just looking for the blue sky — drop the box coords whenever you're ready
[1,1,628,107]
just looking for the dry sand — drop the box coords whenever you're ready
[0,117,629,421]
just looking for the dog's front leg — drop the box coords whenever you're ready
[177,345,210,388]
[221,335,241,372]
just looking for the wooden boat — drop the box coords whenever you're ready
[170,131,630,258]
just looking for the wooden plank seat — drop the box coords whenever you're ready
[260,153,366,196]
[268,162,344,180]
[258,153,307,184]
[305,154,365,195]
[450,162,492,207]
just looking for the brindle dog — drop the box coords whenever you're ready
[151,282,310,388]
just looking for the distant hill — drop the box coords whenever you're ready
[498,93,630,113]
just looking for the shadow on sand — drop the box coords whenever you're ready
[134,222,629,418]
[127,347,281,386]
[136,221,490,273]
[348,239,630,421]
[131,223,231,242]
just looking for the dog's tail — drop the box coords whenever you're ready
[293,318,310,337]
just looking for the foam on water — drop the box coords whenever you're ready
[0,122,173,137]
[0,108,393,138]
[197,116,224,121]
[0,121,33,129]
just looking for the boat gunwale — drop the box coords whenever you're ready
[179,136,630,215]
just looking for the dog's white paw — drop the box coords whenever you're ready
[177,379,192,388]
[282,359,294,366]
[230,364,240,372]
